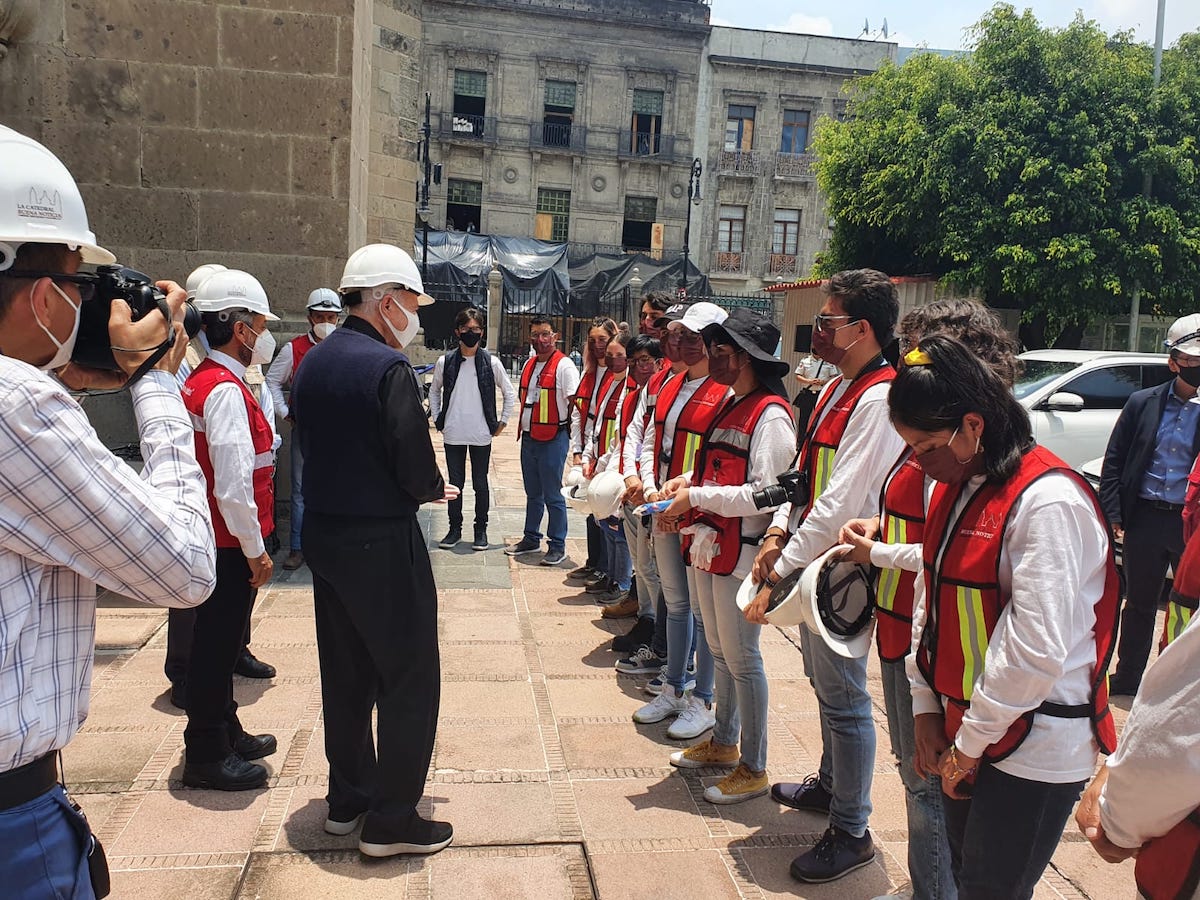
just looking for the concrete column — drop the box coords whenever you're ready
[487,265,503,350]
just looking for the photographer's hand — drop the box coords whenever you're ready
[107,280,188,377]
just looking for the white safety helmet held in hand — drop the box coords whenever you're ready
[798,544,876,658]
[185,263,228,303]
[736,569,806,627]
[587,470,626,520]
[561,481,591,512]
[0,124,115,271]
[338,243,434,306]
[306,288,342,312]
[194,269,279,321]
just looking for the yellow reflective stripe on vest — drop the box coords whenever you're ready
[680,432,703,476]
[1165,601,1194,647]
[874,515,907,611]
[604,419,617,452]
[708,426,753,453]
[956,585,988,700]
[537,387,551,424]
[812,446,836,501]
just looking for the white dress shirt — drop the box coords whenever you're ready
[771,378,904,576]
[0,361,216,771]
[265,334,309,421]
[199,350,270,559]
[908,471,1110,783]
[1101,613,1200,849]
[181,331,280,451]
[428,351,517,447]
[620,387,650,477]
[519,354,581,435]
[584,372,628,467]
[570,364,608,455]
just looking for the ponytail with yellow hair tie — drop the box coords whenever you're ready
[904,347,933,367]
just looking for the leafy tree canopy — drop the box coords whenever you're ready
[814,5,1200,347]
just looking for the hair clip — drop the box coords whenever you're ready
[904,347,933,366]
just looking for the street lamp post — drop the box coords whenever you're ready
[679,157,703,298]
[418,91,433,281]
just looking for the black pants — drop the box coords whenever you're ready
[943,765,1083,899]
[585,514,608,571]
[444,442,491,530]
[303,511,440,828]
[165,604,253,686]
[1113,500,1183,689]
[183,548,256,763]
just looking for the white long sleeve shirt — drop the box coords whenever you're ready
[0,361,216,771]
[639,374,725,494]
[1101,614,1200,849]
[428,351,517,446]
[621,387,650,476]
[201,350,269,559]
[771,378,904,576]
[519,354,580,436]
[570,365,608,455]
[264,334,308,421]
[181,330,280,450]
[907,471,1110,783]
[584,372,628,467]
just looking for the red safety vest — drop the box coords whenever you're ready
[800,363,895,516]
[596,374,637,460]
[616,381,644,476]
[684,388,791,575]
[1135,811,1200,900]
[875,448,926,661]
[519,351,567,442]
[573,366,615,426]
[652,372,729,483]
[290,332,316,379]
[182,358,276,549]
[917,445,1119,762]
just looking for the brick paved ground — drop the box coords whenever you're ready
[80,430,1142,898]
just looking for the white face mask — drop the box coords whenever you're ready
[313,322,336,341]
[382,299,419,348]
[35,282,82,371]
[243,325,276,366]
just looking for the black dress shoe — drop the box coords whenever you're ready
[169,682,187,710]
[234,651,276,679]
[359,815,453,858]
[790,826,875,883]
[182,753,268,791]
[233,733,278,760]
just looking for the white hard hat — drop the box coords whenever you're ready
[339,243,434,306]
[306,288,342,312]
[736,569,806,627]
[798,544,876,658]
[1166,314,1200,357]
[561,481,591,512]
[185,263,228,303]
[195,269,279,321]
[0,124,115,271]
[587,470,625,520]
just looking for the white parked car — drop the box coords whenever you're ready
[1015,350,1172,468]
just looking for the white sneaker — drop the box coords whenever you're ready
[633,688,688,724]
[667,693,716,740]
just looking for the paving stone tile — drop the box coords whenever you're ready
[441,643,531,678]
[438,589,516,614]
[590,849,740,899]
[61,731,168,785]
[236,680,318,730]
[110,866,243,900]
[434,724,547,772]
[112,789,271,856]
[428,852,578,900]
[559,722,688,771]
[86,683,182,729]
[237,852,409,898]
[250,615,318,645]
[439,679,538,720]
[275,783,360,852]
[1050,839,1137,900]
[573,777,709,841]
[94,612,167,651]
[426,781,561,845]
[441,614,524,643]
[537,642,621,677]
[545,676,644,719]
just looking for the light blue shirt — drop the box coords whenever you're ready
[1139,384,1200,505]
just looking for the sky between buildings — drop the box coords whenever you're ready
[709,0,1190,52]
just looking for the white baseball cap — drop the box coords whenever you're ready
[668,301,728,334]
[1165,314,1200,357]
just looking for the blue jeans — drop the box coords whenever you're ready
[290,425,305,551]
[799,623,875,837]
[0,785,95,899]
[520,430,569,550]
[943,766,1084,900]
[882,658,956,900]
[622,504,660,619]
[655,530,714,702]
[602,516,632,591]
[694,560,768,771]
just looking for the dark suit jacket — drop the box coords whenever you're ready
[1099,381,1200,525]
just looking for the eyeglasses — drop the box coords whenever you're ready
[632,356,658,368]
[670,331,704,347]
[5,270,98,304]
[530,331,555,339]
[814,314,860,333]
[459,327,483,334]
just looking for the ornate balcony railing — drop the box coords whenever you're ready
[714,251,746,274]
[769,253,800,278]
[437,112,497,142]
[774,151,815,179]
[717,149,760,176]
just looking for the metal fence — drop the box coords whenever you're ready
[420,281,489,352]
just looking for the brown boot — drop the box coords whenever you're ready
[601,594,638,619]
[282,550,304,570]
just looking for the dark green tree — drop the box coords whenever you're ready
[814,5,1200,347]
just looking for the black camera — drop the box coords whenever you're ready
[73,265,201,374]
[752,468,807,510]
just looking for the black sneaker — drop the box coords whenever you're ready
[472,528,488,551]
[232,732,277,761]
[771,774,832,813]
[612,616,655,653]
[585,576,615,595]
[540,548,567,567]
[360,815,453,858]
[504,538,540,556]
[438,529,462,549]
[583,570,609,588]
[182,753,268,791]
[789,825,875,883]
[566,565,598,583]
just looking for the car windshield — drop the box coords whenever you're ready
[1013,359,1082,399]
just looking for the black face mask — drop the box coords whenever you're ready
[459,331,482,348]
[1178,365,1200,388]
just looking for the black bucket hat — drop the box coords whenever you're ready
[702,307,791,379]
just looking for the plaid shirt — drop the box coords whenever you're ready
[0,360,216,772]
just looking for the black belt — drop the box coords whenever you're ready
[1141,498,1184,512]
[0,753,57,811]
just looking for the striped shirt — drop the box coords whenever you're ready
[0,360,216,772]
